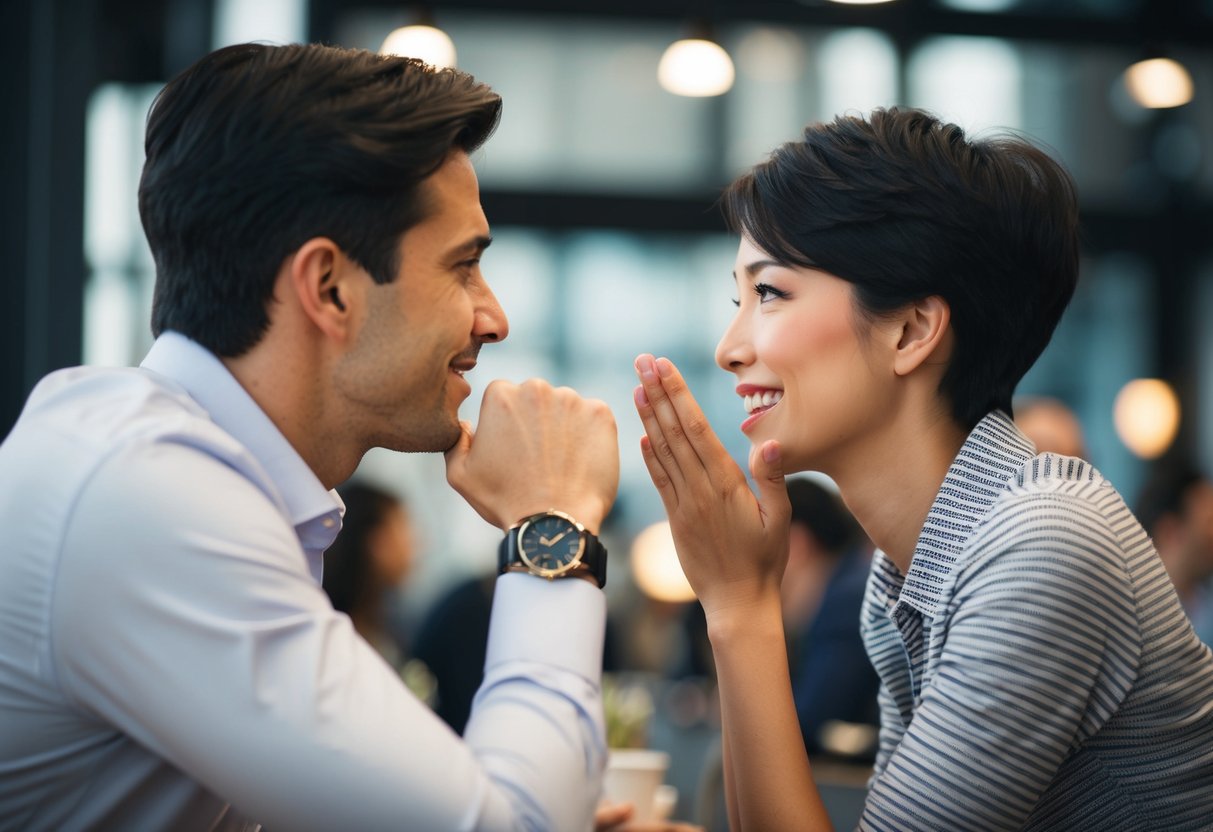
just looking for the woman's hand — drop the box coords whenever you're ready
[632,354,791,623]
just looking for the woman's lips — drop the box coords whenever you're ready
[737,386,783,433]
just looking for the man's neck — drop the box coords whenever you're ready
[221,341,358,490]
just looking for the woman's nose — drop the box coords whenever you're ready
[715,312,753,372]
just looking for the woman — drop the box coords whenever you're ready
[632,108,1213,830]
[323,481,416,668]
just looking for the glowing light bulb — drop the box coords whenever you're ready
[658,39,735,97]
[380,25,457,69]
[630,522,696,603]
[1113,378,1181,459]
[1123,58,1194,109]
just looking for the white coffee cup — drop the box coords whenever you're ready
[603,748,673,822]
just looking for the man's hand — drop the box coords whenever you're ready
[594,801,704,832]
[445,379,620,533]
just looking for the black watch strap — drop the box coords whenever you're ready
[498,524,608,589]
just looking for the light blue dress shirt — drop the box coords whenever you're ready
[0,332,607,831]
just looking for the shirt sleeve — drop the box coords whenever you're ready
[860,495,1141,831]
[51,440,606,832]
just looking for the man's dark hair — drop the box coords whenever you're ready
[139,43,502,356]
[786,477,864,558]
[721,107,1080,430]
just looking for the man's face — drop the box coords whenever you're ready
[336,151,507,453]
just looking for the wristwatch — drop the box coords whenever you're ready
[498,509,607,588]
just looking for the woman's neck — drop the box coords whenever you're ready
[830,408,970,575]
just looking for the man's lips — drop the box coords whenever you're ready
[449,348,479,378]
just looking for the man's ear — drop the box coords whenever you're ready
[288,237,357,341]
[892,295,951,378]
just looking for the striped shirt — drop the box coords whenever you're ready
[859,411,1213,831]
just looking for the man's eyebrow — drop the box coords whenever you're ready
[449,235,493,258]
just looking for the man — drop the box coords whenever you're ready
[781,477,879,760]
[0,43,619,830]
[1136,459,1213,646]
[1013,395,1088,459]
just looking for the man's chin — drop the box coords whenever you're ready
[379,418,463,455]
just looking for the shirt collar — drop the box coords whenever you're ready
[140,331,342,546]
[892,410,1036,619]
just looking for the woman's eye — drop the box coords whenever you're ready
[753,282,789,303]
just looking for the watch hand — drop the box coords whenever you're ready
[546,530,571,546]
[538,535,552,547]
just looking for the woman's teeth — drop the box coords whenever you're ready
[744,390,783,414]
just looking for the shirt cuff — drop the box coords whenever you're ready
[485,572,606,681]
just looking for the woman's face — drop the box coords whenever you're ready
[715,236,896,474]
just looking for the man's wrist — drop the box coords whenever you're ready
[502,502,607,535]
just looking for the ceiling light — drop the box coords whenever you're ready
[630,522,696,603]
[1113,378,1181,459]
[380,24,456,69]
[658,37,735,97]
[1123,57,1194,109]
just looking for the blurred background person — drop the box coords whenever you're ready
[415,516,625,735]
[1136,458,1213,646]
[782,477,880,761]
[411,570,496,733]
[323,481,417,671]
[1013,395,1088,459]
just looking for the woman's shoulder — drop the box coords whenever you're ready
[966,451,1145,575]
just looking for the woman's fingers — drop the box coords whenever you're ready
[650,357,735,480]
[634,354,716,481]
[636,354,739,486]
[634,380,687,495]
[639,433,681,514]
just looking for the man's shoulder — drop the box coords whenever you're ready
[1,364,271,522]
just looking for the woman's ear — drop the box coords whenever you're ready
[289,237,357,342]
[892,295,951,378]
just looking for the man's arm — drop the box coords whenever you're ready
[54,378,618,830]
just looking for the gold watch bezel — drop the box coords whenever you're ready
[515,509,588,580]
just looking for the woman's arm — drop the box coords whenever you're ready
[722,732,741,832]
[632,354,832,831]
[713,594,831,830]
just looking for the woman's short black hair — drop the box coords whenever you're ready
[139,43,502,357]
[722,107,1080,430]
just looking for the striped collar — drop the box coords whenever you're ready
[878,410,1037,620]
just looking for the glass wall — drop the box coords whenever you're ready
[81,6,1212,605]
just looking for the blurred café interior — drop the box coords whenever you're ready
[4,0,1212,826]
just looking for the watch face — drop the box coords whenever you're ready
[519,514,585,576]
